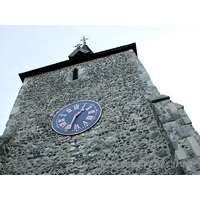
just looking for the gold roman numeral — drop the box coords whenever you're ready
[88,110,95,115]
[65,108,72,113]
[58,118,65,123]
[86,106,92,111]
[59,113,67,117]
[74,124,80,130]
[83,121,89,126]
[86,116,93,120]
[59,121,67,128]
[73,104,79,110]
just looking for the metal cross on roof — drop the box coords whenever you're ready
[80,36,89,45]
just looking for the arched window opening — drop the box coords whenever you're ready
[73,68,78,80]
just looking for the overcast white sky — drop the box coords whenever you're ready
[1,25,200,136]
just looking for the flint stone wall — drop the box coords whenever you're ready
[0,49,181,174]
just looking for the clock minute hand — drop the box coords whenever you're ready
[67,112,80,130]
[67,115,77,130]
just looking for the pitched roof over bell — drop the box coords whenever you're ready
[68,36,93,60]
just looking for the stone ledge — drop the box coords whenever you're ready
[167,103,178,113]
[183,116,192,125]
[10,106,19,115]
[146,95,170,103]
[175,148,188,160]
[186,136,200,157]
[139,72,151,82]
[192,145,200,157]
[186,136,199,147]
[175,103,184,110]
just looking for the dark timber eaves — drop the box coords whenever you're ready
[19,43,137,82]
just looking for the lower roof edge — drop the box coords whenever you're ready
[19,42,137,82]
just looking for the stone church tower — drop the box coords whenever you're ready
[1,38,200,175]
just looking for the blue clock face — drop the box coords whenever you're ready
[52,100,102,135]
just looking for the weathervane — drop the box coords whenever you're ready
[74,43,82,49]
[74,36,89,49]
[80,36,89,45]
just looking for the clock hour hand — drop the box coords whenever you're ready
[66,106,85,130]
